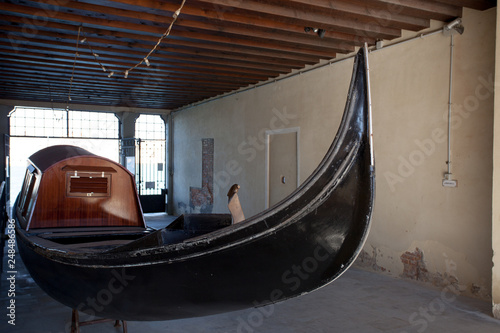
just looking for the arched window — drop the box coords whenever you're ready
[135,114,165,141]
[134,115,166,197]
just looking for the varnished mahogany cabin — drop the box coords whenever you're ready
[17,145,145,231]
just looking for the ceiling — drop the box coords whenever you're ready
[0,0,496,110]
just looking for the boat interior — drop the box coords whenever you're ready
[20,214,234,253]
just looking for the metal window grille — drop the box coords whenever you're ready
[10,108,67,137]
[10,107,119,139]
[135,114,165,141]
[134,115,166,195]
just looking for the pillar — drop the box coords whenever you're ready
[491,6,500,319]
[161,114,173,215]
[115,112,139,171]
[0,104,13,225]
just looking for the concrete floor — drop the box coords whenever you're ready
[2,214,500,333]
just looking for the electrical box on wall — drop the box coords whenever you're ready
[442,173,458,188]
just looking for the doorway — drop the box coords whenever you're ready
[133,115,166,213]
[265,127,300,208]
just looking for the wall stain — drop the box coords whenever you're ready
[189,138,214,213]
[357,247,489,300]
[400,248,428,281]
[356,247,387,272]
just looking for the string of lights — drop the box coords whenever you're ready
[67,25,82,104]
[66,0,187,104]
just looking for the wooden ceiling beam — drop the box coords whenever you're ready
[0,42,286,77]
[0,39,288,77]
[0,82,216,104]
[0,63,246,89]
[263,0,430,32]
[185,4,375,46]
[0,62,239,88]
[37,0,355,53]
[1,50,275,81]
[0,87,183,108]
[95,0,381,45]
[1,3,341,58]
[430,0,496,11]
[0,69,231,95]
[0,72,254,99]
[0,62,256,89]
[1,28,311,71]
[0,37,296,78]
[1,85,206,104]
[173,20,352,54]
[192,0,401,40]
[0,73,236,104]
[1,58,260,86]
[348,0,462,21]
[0,80,189,104]
[0,79,220,103]
[0,16,322,64]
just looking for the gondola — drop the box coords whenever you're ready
[15,47,375,322]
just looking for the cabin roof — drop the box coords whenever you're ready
[29,145,95,172]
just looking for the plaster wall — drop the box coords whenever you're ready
[172,9,496,300]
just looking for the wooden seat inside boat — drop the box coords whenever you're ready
[163,214,233,244]
[23,214,234,253]
[23,226,154,253]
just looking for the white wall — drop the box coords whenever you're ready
[172,8,496,301]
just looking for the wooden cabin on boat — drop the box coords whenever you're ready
[16,145,145,231]
[15,145,235,252]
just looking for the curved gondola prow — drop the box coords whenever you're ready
[288,45,375,287]
[316,45,375,282]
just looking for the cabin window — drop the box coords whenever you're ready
[66,172,111,197]
[22,175,36,216]
[18,166,33,210]
[17,165,39,226]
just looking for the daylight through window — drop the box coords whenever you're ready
[10,107,119,139]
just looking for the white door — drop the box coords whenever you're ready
[266,128,299,208]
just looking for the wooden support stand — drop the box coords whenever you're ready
[71,309,127,333]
